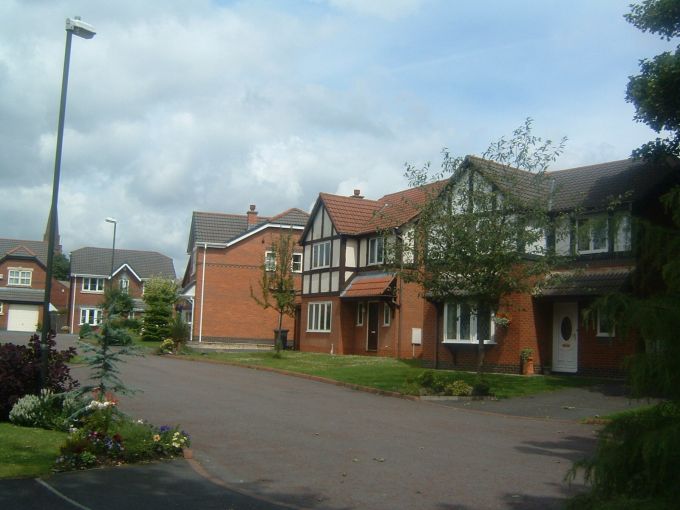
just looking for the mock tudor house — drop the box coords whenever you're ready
[298,156,679,376]
[180,205,309,346]
[0,238,70,332]
[69,247,176,335]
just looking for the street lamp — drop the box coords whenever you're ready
[40,17,96,389]
[105,217,117,279]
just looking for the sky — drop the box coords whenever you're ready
[0,0,673,276]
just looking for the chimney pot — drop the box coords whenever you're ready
[351,189,364,199]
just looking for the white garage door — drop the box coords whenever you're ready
[7,304,40,332]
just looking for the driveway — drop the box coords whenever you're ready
[67,353,597,510]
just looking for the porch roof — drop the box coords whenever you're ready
[0,287,44,303]
[340,273,395,299]
[539,268,633,297]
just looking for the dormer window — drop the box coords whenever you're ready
[577,216,608,254]
[120,276,130,294]
[368,237,384,265]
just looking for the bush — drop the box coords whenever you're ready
[415,370,452,394]
[0,333,78,420]
[9,390,86,431]
[472,379,492,396]
[79,323,92,339]
[444,380,473,396]
[158,339,175,355]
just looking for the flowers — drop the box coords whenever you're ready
[153,434,161,442]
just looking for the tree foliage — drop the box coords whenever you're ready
[52,252,70,281]
[251,232,298,355]
[393,119,565,370]
[625,0,680,159]
[141,277,178,343]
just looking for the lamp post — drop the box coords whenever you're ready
[105,217,117,279]
[40,17,96,389]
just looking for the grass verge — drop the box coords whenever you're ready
[179,349,607,398]
[0,423,66,479]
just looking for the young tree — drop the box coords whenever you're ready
[392,119,565,372]
[567,3,680,508]
[141,277,178,343]
[251,232,298,357]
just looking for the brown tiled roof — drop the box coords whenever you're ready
[539,267,633,297]
[340,273,396,298]
[319,193,383,235]
[70,247,176,279]
[0,239,49,266]
[268,208,310,227]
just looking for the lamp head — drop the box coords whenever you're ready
[105,217,117,224]
[66,17,96,39]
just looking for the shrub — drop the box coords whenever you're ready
[158,339,175,355]
[415,370,451,394]
[472,379,492,396]
[0,334,78,420]
[79,323,92,339]
[444,380,473,396]
[9,390,87,431]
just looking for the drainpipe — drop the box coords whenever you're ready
[69,275,77,333]
[189,297,195,342]
[198,243,207,343]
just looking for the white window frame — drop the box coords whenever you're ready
[119,276,130,294]
[442,302,496,344]
[311,241,331,269]
[356,302,364,326]
[577,216,609,254]
[596,312,616,338]
[82,277,105,293]
[264,251,277,272]
[80,307,102,326]
[292,253,303,273]
[0,302,4,315]
[368,237,384,265]
[8,268,32,287]
[383,303,391,326]
[307,301,332,332]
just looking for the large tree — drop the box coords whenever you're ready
[393,119,565,372]
[568,3,680,508]
[141,277,178,343]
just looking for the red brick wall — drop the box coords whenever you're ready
[192,228,303,343]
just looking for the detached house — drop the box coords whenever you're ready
[0,238,69,332]
[299,156,679,376]
[69,247,176,335]
[181,205,309,346]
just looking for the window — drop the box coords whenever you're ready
[264,251,277,271]
[577,216,608,254]
[292,253,303,273]
[356,303,365,326]
[383,304,391,326]
[119,276,129,294]
[82,277,105,292]
[368,237,384,265]
[596,312,615,338]
[8,268,32,286]
[80,307,102,325]
[443,303,495,344]
[0,302,3,315]
[307,302,332,332]
[311,241,331,269]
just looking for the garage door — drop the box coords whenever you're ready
[7,304,40,332]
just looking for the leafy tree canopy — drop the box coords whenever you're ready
[52,252,70,281]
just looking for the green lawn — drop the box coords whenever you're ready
[0,423,66,479]
[180,350,606,398]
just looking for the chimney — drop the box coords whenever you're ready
[247,204,258,226]
[351,189,364,199]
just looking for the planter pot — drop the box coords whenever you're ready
[522,358,534,376]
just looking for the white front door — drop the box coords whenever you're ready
[8,304,40,332]
[552,302,578,373]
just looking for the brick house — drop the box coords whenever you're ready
[0,239,70,332]
[180,205,309,346]
[69,247,176,335]
[298,156,679,376]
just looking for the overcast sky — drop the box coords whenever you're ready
[0,0,672,275]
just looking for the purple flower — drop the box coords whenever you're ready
[159,425,171,433]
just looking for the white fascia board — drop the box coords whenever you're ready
[226,224,304,247]
[111,263,142,281]
[71,273,109,278]
[181,283,196,298]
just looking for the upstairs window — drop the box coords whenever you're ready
[119,276,129,294]
[311,241,331,269]
[264,251,277,272]
[577,216,608,254]
[368,237,384,265]
[82,277,105,292]
[292,253,303,273]
[443,302,495,344]
[8,269,32,287]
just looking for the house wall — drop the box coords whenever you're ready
[0,258,69,331]
[192,227,303,343]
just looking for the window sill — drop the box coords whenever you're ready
[81,290,105,294]
[306,330,331,334]
[442,339,497,345]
